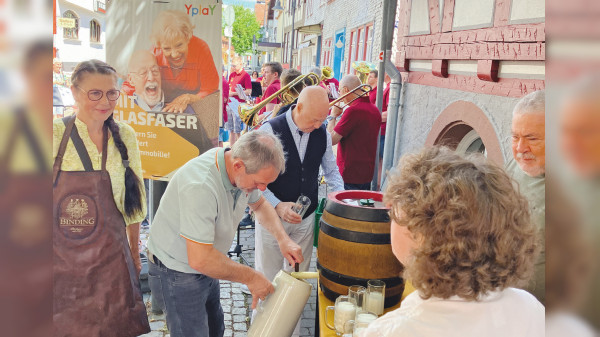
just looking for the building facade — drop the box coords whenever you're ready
[320,0,388,80]
[390,0,545,165]
[269,0,388,79]
[256,0,282,68]
[53,0,107,73]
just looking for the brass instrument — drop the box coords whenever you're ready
[352,61,376,84]
[325,84,372,125]
[238,72,320,131]
[329,84,372,109]
[321,66,333,81]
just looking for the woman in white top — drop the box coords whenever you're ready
[363,147,544,337]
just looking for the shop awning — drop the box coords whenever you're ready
[297,23,322,35]
[257,41,282,51]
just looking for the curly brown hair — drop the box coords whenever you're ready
[383,146,540,300]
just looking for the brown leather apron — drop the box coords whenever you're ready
[0,108,53,336]
[53,116,150,337]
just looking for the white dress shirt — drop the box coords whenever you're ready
[259,109,344,208]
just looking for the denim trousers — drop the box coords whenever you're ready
[148,256,225,337]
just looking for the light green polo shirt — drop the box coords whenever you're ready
[147,147,261,274]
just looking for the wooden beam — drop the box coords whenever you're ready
[432,59,448,77]
[406,71,545,97]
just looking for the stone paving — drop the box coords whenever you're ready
[138,183,330,337]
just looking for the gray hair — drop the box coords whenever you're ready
[309,67,322,77]
[231,131,286,174]
[150,10,194,47]
[513,90,545,117]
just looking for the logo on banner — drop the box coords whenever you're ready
[185,4,217,16]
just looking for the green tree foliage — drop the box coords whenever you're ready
[229,5,262,55]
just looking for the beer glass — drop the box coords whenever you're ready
[347,285,366,310]
[365,279,385,316]
[292,194,311,218]
[343,320,371,337]
[325,295,357,336]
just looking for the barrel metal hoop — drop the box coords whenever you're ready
[325,193,390,222]
[316,261,404,287]
[320,218,391,244]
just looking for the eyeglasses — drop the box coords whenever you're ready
[77,86,121,101]
[134,66,160,79]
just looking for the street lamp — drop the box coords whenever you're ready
[272,0,284,12]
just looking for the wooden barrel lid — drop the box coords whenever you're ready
[325,190,390,222]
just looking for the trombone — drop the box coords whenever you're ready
[325,84,372,124]
[238,72,320,132]
[329,84,372,109]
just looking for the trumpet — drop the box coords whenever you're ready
[238,72,320,131]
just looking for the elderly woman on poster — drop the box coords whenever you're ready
[151,10,219,113]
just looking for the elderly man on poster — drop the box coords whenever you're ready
[505,90,546,303]
[128,50,196,114]
[147,131,303,337]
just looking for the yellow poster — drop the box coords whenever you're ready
[106,0,222,180]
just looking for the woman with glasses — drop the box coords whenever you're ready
[52,59,150,336]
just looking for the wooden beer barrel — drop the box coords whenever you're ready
[317,190,404,308]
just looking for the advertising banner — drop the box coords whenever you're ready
[106,0,221,180]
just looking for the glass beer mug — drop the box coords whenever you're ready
[292,194,311,218]
[325,295,357,336]
[364,280,385,316]
[348,285,366,310]
[343,320,371,337]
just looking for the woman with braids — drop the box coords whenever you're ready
[363,147,544,337]
[52,59,150,336]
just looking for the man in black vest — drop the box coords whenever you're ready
[253,86,344,334]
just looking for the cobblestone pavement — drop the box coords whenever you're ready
[138,184,329,337]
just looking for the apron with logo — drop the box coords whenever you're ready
[53,115,150,337]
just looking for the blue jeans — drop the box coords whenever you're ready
[148,256,225,337]
[344,182,371,190]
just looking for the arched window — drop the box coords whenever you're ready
[90,20,101,43]
[63,10,79,40]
